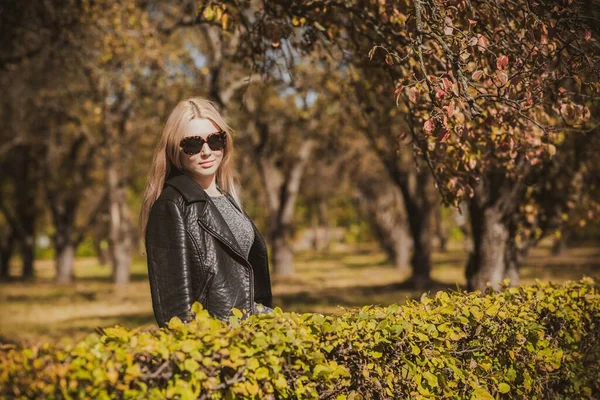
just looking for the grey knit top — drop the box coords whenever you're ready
[209,193,255,258]
[209,190,273,315]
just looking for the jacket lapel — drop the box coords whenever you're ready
[166,174,246,260]
[198,198,247,260]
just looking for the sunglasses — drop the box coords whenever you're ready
[180,131,227,155]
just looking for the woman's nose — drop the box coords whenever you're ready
[200,142,212,156]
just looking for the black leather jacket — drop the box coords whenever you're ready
[145,173,273,327]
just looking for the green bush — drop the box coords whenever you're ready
[1,278,598,399]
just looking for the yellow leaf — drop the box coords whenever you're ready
[471,387,494,400]
[221,14,229,30]
[246,380,259,395]
[232,308,243,318]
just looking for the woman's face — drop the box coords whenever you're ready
[180,118,224,181]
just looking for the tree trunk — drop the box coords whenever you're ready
[17,207,36,279]
[258,140,314,276]
[13,148,39,279]
[0,228,15,279]
[267,207,296,277]
[466,203,509,292]
[395,169,437,289]
[406,204,435,289]
[311,199,330,252]
[50,195,78,284]
[20,236,35,280]
[106,152,133,285]
[353,181,411,271]
[434,207,448,252]
[503,241,521,287]
[394,228,411,270]
[271,225,294,276]
[55,228,75,284]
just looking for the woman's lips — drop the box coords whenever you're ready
[200,160,214,168]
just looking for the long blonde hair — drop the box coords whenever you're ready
[138,97,243,237]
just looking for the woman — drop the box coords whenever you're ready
[139,97,273,328]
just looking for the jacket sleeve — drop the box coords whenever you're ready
[145,199,196,328]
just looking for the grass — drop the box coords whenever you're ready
[0,240,598,348]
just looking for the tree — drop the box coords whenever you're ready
[233,77,327,276]
[197,0,600,290]
[0,0,88,280]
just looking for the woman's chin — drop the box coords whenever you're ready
[191,168,216,178]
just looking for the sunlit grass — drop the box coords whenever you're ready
[0,240,598,348]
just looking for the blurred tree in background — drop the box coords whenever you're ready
[198,0,600,290]
[0,0,598,296]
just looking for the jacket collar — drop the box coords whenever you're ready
[164,174,208,203]
[165,173,249,261]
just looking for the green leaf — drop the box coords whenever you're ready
[471,387,495,400]
[485,304,499,316]
[499,383,510,393]
[231,308,243,318]
[274,374,288,389]
[180,340,198,353]
[255,367,269,380]
[183,359,199,372]
[410,343,421,355]
[423,371,438,388]
[313,364,332,378]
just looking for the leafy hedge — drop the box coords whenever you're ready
[1,278,599,399]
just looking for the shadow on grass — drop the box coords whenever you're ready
[0,333,19,346]
[275,278,464,312]
[520,261,600,281]
[76,272,149,283]
[6,291,100,303]
[61,312,157,328]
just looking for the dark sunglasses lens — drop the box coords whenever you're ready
[207,133,226,150]
[182,138,204,154]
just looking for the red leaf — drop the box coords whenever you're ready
[495,70,508,86]
[442,78,453,91]
[437,129,450,142]
[424,119,436,134]
[408,87,419,104]
[496,55,509,70]
[468,19,477,25]
[472,70,483,81]
[477,34,488,50]
[584,30,592,41]
[443,103,455,116]
[436,89,447,100]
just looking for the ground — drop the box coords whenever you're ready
[1,240,598,347]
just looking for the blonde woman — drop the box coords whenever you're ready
[139,97,273,327]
